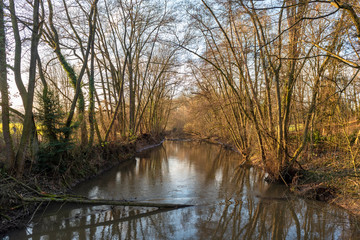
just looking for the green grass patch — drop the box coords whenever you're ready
[0,123,23,134]
[0,123,48,136]
[289,124,304,132]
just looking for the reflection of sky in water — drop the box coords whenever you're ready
[5,141,360,240]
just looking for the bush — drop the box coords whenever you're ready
[35,87,74,175]
[36,140,73,174]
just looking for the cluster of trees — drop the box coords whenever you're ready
[0,0,181,177]
[182,0,360,180]
[1,0,360,181]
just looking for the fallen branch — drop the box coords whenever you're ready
[6,175,41,196]
[21,196,193,209]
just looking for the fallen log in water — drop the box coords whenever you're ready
[21,196,193,209]
[4,173,192,209]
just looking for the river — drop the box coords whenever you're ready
[5,141,360,239]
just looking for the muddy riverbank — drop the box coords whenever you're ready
[0,134,164,236]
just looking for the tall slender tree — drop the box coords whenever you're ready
[15,0,41,177]
[0,0,15,170]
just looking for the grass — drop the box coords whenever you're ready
[0,123,47,137]
[289,124,304,132]
[0,123,23,134]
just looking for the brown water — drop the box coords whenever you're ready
[5,141,360,239]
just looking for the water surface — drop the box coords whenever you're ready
[6,141,360,239]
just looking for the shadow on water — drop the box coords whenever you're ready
[5,141,360,239]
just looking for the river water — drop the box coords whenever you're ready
[5,141,360,239]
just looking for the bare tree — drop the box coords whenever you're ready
[15,0,41,177]
[42,0,98,146]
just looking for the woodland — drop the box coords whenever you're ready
[1,0,360,231]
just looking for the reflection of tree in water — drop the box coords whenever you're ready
[137,145,169,184]
[22,204,174,239]
[194,169,360,240]
[164,141,242,185]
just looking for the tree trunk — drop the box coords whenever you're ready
[9,0,27,102]
[15,0,41,177]
[88,6,97,146]
[129,54,136,135]
[0,0,15,170]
